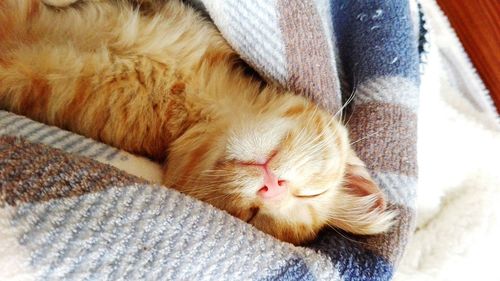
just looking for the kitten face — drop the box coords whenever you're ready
[165,93,396,245]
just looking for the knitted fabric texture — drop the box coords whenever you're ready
[0,1,421,280]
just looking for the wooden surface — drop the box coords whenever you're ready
[436,0,500,113]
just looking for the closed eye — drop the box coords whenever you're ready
[293,188,329,198]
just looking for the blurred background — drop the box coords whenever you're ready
[437,0,499,113]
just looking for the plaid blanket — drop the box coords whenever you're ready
[0,0,422,280]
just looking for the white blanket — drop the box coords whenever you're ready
[396,1,500,280]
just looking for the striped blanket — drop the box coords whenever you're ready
[0,0,422,280]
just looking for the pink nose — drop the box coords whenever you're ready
[239,152,287,199]
[258,167,286,199]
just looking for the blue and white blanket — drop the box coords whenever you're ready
[0,0,424,280]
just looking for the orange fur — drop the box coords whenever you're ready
[0,0,396,244]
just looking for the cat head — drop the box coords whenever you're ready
[164,91,396,245]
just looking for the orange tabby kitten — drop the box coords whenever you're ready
[0,0,395,244]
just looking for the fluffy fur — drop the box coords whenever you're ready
[0,0,395,244]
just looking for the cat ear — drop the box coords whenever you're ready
[328,150,396,235]
[344,151,386,208]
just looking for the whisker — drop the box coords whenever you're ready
[326,223,370,246]
[334,75,359,121]
[349,126,388,145]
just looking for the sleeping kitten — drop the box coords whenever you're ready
[0,0,395,244]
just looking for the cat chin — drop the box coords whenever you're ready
[248,212,322,245]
